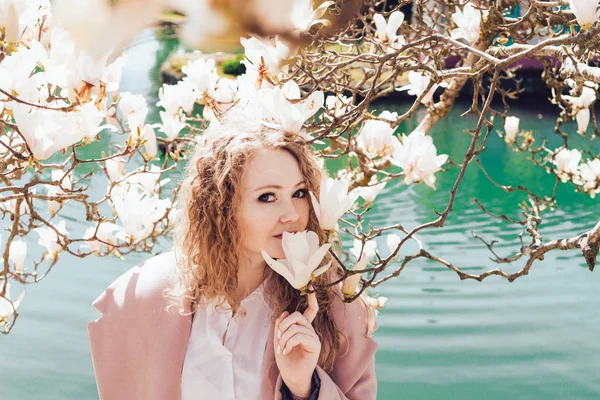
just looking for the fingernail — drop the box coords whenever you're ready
[276,345,281,354]
[280,311,286,318]
[283,348,287,355]
[277,330,281,339]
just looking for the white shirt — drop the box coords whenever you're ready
[181,282,272,400]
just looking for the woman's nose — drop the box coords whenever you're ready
[279,200,300,223]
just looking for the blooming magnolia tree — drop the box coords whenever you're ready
[1,0,599,334]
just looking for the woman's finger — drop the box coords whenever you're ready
[304,284,319,324]
[277,323,315,354]
[282,332,320,355]
[274,310,289,350]
[277,311,308,336]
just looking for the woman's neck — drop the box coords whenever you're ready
[233,260,268,304]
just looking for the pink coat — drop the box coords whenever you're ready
[88,251,379,399]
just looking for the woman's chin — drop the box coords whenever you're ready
[271,250,285,260]
[266,244,285,260]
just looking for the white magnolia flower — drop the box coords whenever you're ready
[0,280,25,326]
[504,116,520,144]
[181,58,220,100]
[241,36,292,74]
[82,222,123,253]
[342,239,378,297]
[105,156,127,182]
[167,207,180,229]
[579,158,600,198]
[0,198,28,216]
[289,0,333,33]
[119,92,148,132]
[138,124,157,159]
[562,83,596,132]
[0,2,20,43]
[33,220,67,261]
[390,131,448,189]
[350,239,378,266]
[8,240,27,273]
[46,185,60,216]
[74,101,106,141]
[386,233,401,256]
[576,108,590,134]
[397,71,438,105]
[159,112,186,141]
[365,294,388,310]
[373,11,406,49]
[0,43,45,106]
[325,95,352,118]
[11,105,84,160]
[554,148,582,183]
[563,83,597,109]
[351,181,386,204]
[0,0,49,45]
[569,0,600,29]
[309,177,359,230]
[261,230,332,290]
[356,111,398,158]
[212,78,238,104]
[451,2,483,44]
[102,54,127,93]
[125,165,171,195]
[110,184,170,241]
[258,83,324,134]
[51,170,73,193]
[157,81,198,116]
[578,86,597,107]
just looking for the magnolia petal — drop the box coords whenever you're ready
[311,1,335,21]
[261,249,295,284]
[341,272,362,297]
[373,13,386,37]
[289,259,312,289]
[300,90,324,120]
[386,11,405,39]
[282,80,301,100]
[436,154,449,167]
[5,4,19,43]
[13,287,25,310]
[312,260,332,279]
[282,231,311,263]
[141,124,157,158]
[307,243,331,272]
[309,191,323,227]
[576,108,590,133]
[304,231,321,257]
[386,233,401,255]
[353,255,369,271]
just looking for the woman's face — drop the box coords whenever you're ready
[237,148,310,264]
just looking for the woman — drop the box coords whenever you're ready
[88,114,379,399]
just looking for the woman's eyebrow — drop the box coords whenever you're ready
[254,180,306,192]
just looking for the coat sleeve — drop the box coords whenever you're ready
[275,294,379,400]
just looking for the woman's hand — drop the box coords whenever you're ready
[274,285,321,398]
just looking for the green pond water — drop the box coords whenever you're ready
[1,31,599,399]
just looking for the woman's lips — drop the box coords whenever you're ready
[274,234,283,239]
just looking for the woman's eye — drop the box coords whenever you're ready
[258,193,276,203]
[294,189,309,198]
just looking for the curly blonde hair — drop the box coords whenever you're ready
[171,113,344,373]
